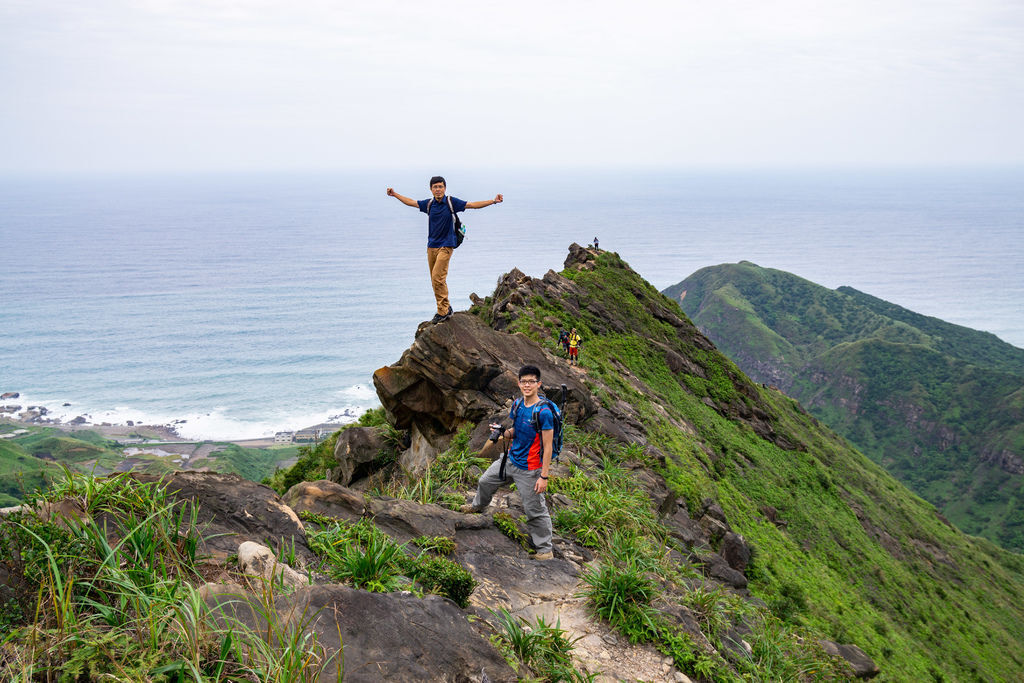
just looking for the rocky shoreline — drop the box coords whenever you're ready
[0,393,355,447]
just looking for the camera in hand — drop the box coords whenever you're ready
[488,423,504,442]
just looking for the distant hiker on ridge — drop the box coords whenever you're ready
[568,327,582,366]
[387,177,503,323]
[593,236,599,249]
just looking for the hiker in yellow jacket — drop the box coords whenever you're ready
[568,328,582,366]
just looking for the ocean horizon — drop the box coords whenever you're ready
[2,167,1022,440]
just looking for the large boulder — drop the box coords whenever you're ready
[820,640,880,678]
[372,310,597,456]
[201,583,517,682]
[129,472,313,565]
[365,497,490,543]
[331,426,389,486]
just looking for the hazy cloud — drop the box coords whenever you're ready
[2,0,1022,172]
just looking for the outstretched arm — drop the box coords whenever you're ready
[386,188,419,208]
[465,194,503,209]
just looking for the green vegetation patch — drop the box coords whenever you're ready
[305,515,476,607]
[0,470,339,680]
[486,251,1024,681]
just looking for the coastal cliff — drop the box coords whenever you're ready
[3,245,1023,681]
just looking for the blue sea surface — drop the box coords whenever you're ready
[2,167,1022,439]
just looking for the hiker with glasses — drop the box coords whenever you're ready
[460,364,555,561]
[387,176,503,324]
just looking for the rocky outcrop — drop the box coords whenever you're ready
[129,471,313,564]
[331,426,391,485]
[201,582,518,682]
[373,309,599,467]
[981,448,1024,475]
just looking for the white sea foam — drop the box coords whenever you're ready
[1,387,378,442]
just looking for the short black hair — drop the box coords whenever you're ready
[518,365,541,380]
[429,176,446,187]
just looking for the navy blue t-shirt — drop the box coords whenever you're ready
[417,196,468,248]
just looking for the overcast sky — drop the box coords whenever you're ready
[2,0,1022,174]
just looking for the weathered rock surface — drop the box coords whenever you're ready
[373,309,599,465]
[283,479,366,522]
[821,640,881,678]
[237,541,308,589]
[129,471,313,564]
[202,582,518,682]
[331,426,390,485]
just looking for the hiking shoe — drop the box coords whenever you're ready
[430,313,443,324]
[459,503,481,514]
[438,306,453,322]
[531,551,554,561]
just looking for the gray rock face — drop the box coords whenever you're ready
[331,426,389,485]
[721,531,752,573]
[366,496,491,543]
[372,310,597,457]
[202,583,517,682]
[820,640,880,678]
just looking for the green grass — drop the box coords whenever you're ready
[0,470,339,680]
[668,261,1024,551]
[302,513,477,607]
[482,250,1024,681]
[489,608,593,682]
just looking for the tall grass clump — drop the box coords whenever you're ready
[304,514,476,607]
[550,456,661,551]
[489,608,595,682]
[0,471,338,680]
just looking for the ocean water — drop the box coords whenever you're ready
[2,167,1022,440]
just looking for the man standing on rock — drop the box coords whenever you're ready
[461,364,554,561]
[386,177,503,323]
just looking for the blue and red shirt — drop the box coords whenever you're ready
[507,399,555,471]
[417,195,468,248]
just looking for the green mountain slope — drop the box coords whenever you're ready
[482,248,1024,680]
[664,261,1024,551]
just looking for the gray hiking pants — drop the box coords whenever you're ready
[472,457,553,554]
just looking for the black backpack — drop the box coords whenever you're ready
[426,196,466,248]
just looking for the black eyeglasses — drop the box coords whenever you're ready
[518,379,539,385]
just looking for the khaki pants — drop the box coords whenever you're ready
[426,247,453,316]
